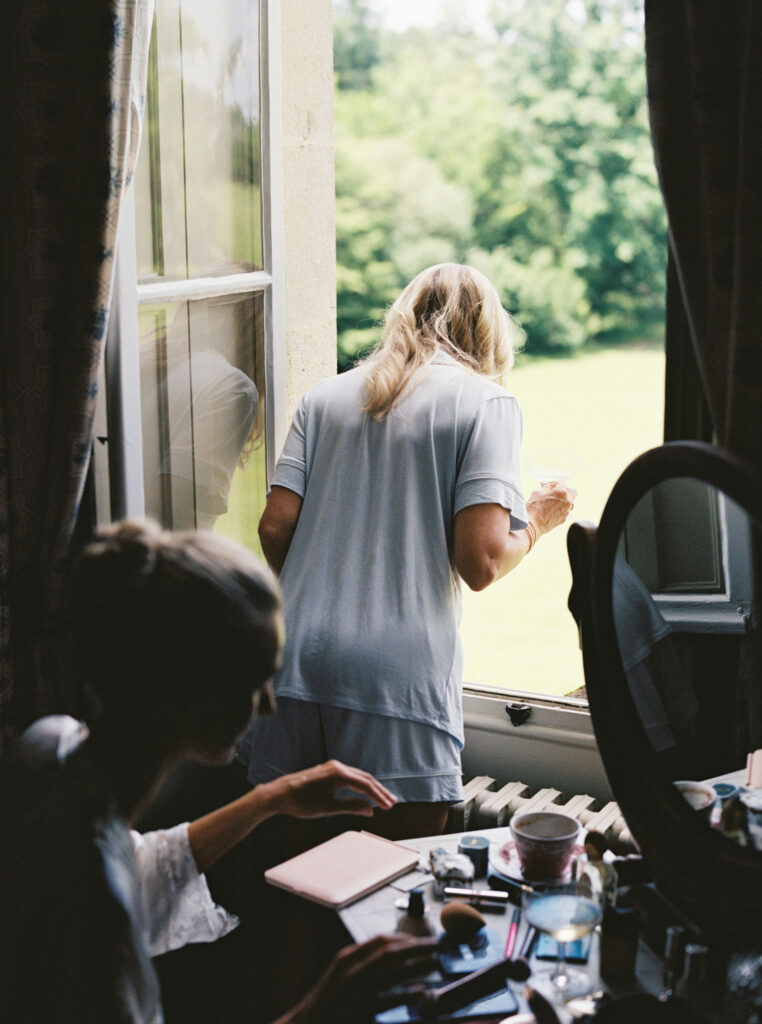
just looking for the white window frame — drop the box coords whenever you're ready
[95,0,286,521]
[652,490,755,635]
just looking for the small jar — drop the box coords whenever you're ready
[458,835,490,879]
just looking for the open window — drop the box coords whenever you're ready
[333,0,667,707]
[95,0,285,554]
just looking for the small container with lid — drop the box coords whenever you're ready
[457,835,490,878]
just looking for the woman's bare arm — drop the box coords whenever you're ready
[187,760,397,874]
[453,504,529,590]
[453,484,576,591]
[258,485,304,574]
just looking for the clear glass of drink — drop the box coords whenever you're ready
[524,447,579,485]
[523,879,602,1002]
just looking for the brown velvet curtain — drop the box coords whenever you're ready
[0,2,153,746]
[645,1,762,467]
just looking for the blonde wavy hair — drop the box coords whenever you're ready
[362,263,524,420]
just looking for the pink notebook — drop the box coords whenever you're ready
[264,830,420,908]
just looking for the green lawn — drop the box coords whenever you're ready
[216,341,665,699]
[461,341,665,696]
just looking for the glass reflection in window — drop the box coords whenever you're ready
[133,0,263,281]
[139,294,266,547]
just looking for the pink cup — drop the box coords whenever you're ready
[510,810,581,881]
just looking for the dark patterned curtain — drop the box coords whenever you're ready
[0,1,153,746]
[646,2,762,763]
[645,1,762,467]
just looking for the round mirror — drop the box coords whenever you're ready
[587,441,762,945]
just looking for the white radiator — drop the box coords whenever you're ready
[447,775,637,853]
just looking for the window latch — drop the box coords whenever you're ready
[505,702,532,727]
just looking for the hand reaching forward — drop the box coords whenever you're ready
[276,934,438,1024]
[526,481,577,537]
[186,760,397,874]
[266,759,398,819]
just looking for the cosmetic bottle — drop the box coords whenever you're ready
[662,924,686,996]
[396,887,434,937]
[674,942,709,1007]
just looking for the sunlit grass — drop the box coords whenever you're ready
[461,341,665,696]
[213,440,267,555]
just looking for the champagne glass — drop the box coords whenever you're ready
[524,447,579,485]
[523,879,602,1002]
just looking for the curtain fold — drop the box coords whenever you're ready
[0,0,153,746]
[645,1,762,465]
[646,2,762,763]
[662,249,712,444]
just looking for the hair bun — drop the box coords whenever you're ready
[96,519,163,582]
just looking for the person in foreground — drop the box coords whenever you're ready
[241,262,576,839]
[0,520,436,1024]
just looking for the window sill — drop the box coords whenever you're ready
[463,681,589,712]
[461,688,611,801]
[654,598,753,635]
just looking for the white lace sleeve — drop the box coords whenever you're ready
[131,824,239,957]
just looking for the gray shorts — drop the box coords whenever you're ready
[238,697,464,803]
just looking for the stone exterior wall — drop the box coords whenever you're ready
[280,0,337,421]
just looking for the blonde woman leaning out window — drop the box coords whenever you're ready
[240,263,575,840]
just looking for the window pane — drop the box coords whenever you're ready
[139,293,266,549]
[460,346,665,697]
[333,0,667,701]
[624,480,722,595]
[134,0,263,281]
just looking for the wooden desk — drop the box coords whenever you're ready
[338,826,663,1022]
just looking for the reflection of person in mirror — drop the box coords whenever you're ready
[612,555,700,777]
[0,522,437,1024]
[238,263,576,840]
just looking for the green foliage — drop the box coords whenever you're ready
[335,131,473,367]
[467,246,590,351]
[333,0,667,361]
[334,0,383,91]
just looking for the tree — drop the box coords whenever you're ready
[334,0,382,91]
[334,129,473,368]
[333,0,666,363]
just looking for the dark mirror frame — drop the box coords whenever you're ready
[585,440,762,946]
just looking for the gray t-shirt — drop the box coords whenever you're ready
[271,352,527,744]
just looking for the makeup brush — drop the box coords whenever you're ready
[376,958,532,1019]
[525,985,563,1024]
[424,957,532,1015]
